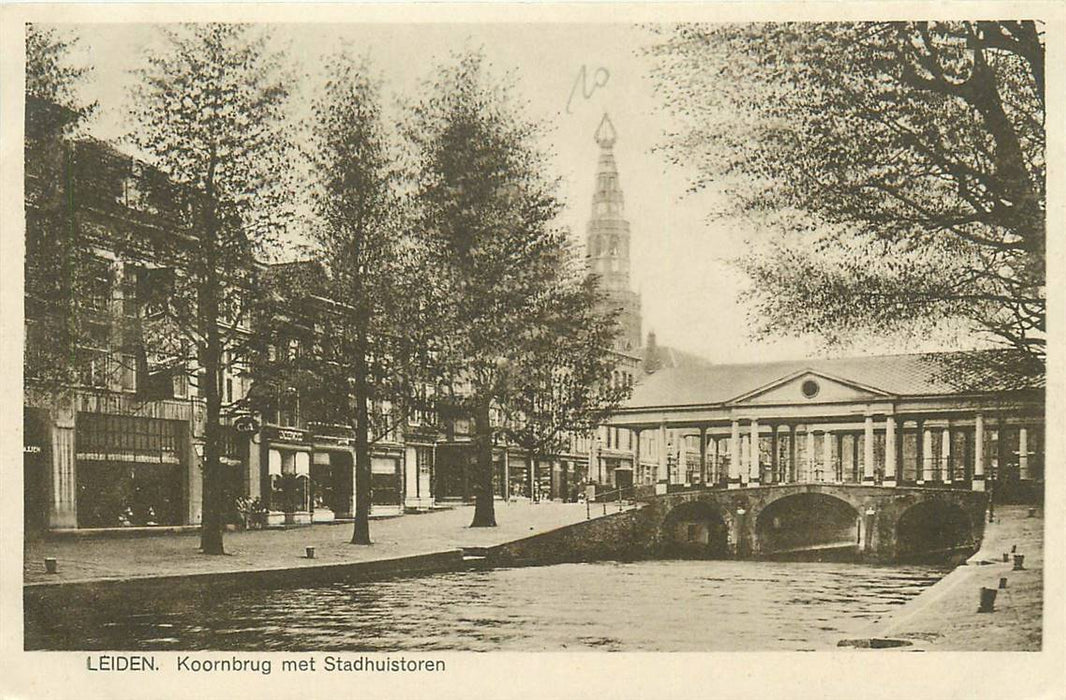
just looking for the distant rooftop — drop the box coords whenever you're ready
[625,350,1044,409]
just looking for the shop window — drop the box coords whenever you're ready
[371,456,401,506]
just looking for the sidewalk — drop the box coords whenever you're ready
[24,501,590,585]
[857,504,1043,651]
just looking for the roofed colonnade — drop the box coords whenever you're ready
[606,353,1045,499]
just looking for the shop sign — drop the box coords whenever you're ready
[266,426,310,444]
[314,434,353,447]
[23,444,42,454]
[76,451,180,464]
[234,416,260,434]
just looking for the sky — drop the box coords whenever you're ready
[58,22,881,364]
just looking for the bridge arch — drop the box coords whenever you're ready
[661,500,730,558]
[754,492,862,560]
[896,500,976,562]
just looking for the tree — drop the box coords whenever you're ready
[25,23,94,127]
[503,271,629,501]
[406,51,577,527]
[24,24,96,393]
[301,53,440,544]
[650,22,1045,385]
[127,24,292,554]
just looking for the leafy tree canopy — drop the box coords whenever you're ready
[650,22,1045,384]
[407,51,620,525]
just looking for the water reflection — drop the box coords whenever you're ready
[26,560,946,651]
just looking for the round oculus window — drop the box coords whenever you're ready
[801,379,820,399]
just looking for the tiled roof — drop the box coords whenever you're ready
[625,351,1042,408]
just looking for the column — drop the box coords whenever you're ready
[658,421,668,485]
[748,418,760,485]
[739,435,748,485]
[864,416,876,483]
[503,449,510,501]
[941,426,952,484]
[837,433,845,482]
[821,430,833,483]
[770,424,779,484]
[972,414,985,491]
[588,433,598,485]
[699,427,708,486]
[788,425,797,484]
[633,429,641,483]
[1018,427,1030,481]
[729,420,741,488]
[912,418,923,484]
[712,437,721,485]
[851,433,859,482]
[921,425,934,484]
[884,416,897,486]
[49,406,78,528]
[805,428,816,483]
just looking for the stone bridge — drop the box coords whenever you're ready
[482,484,989,567]
[640,484,989,563]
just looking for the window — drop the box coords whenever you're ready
[279,388,299,427]
[172,372,189,399]
[81,256,112,314]
[801,379,820,399]
[77,321,111,388]
[121,264,139,319]
[119,353,137,392]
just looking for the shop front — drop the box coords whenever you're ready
[74,412,187,528]
[261,425,313,527]
[23,408,51,531]
[403,442,435,511]
[371,449,404,516]
[310,426,356,522]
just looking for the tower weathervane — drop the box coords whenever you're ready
[594,113,617,149]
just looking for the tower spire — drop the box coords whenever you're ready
[585,115,642,352]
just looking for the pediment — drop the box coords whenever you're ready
[729,370,892,406]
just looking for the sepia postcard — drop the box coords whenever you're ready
[1,2,1063,699]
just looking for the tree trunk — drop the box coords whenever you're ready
[351,328,372,545]
[198,185,224,556]
[470,396,497,527]
[200,344,225,554]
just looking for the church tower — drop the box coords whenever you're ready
[586,113,642,352]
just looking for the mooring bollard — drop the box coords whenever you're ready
[1028,507,1037,518]
[44,557,57,574]
[978,587,997,613]
[1002,553,1010,562]
[305,546,316,559]
[999,577,1008,590]
[1013,554,1025,571]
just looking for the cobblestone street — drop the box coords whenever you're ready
[25,502,590,584]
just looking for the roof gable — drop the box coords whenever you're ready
[728,370,892,406]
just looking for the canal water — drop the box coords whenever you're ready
[27,560,948,651]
